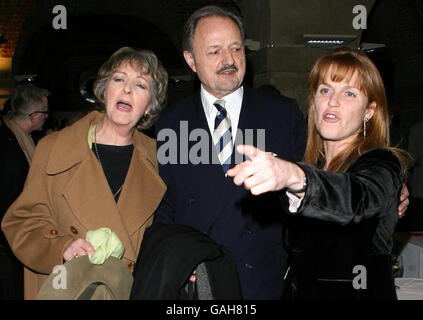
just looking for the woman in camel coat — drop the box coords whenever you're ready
[1,47,167,299]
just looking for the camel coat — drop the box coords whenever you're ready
[1,111,166,299]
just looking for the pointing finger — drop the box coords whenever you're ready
[236,145,265,160]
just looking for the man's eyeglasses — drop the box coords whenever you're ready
[28,110,49,117]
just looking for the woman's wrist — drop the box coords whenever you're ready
[286,164,306,193]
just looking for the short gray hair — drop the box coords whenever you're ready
[182,5,245,53]
[11,84,50,119]
[93,47,168,130]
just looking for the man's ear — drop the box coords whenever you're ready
[183,50,197,73]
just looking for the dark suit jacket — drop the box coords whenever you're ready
[0,121,29,243]
[0,120,26,300]
[154,86,306,299]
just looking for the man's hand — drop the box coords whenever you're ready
[398,183,409,218]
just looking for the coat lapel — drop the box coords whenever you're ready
[117,132,166,238]
[47,111,166,262]
[204,87,254,230]
[61,151,139,261]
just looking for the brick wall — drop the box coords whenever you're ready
[0,0,36,58]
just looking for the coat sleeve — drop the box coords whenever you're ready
[1,136,74,274]
[285,149,403,226]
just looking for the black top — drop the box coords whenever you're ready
[92,143,133,201]
[282,148,403,300]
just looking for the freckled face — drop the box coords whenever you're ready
[313,68,375,146]
[104,63,153,129]
[183,16,246,98]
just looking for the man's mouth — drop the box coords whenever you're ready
[217,65,238,75]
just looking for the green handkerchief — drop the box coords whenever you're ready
[86,227,125,265]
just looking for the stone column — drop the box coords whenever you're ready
[242,0,375,115]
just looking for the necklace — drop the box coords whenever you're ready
[93,124,124,200]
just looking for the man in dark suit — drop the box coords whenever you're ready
[0,84,50,299]
[154,5,306,300]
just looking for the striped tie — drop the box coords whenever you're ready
[213,100,233,173]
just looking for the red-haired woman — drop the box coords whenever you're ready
[227,47,409,300]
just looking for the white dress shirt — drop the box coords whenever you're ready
[200,84,243,143]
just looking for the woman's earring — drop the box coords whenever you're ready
[363,117,369,138]
[142,113,150,121]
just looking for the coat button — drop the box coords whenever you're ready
[128,262,135,272]
[70,226,78,234]
[245,263,253,269]
[50,229,58,235]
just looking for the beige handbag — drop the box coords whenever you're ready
[36,255,133,300]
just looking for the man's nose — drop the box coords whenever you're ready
[222,49,235,65]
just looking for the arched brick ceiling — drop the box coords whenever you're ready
[9,0,241,111]
[2,0,422,115]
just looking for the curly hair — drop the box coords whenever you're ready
[93,47,168,130]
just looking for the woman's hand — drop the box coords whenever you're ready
[227,145,305,196]
[63,238,95,262]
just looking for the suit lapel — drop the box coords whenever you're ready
[185,91,251,232]
[180,94,234,230]
[204,87,254,231]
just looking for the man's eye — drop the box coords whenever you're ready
[346,91,356,97]
[320,88,329,94]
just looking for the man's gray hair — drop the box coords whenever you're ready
[11,84,50,119]
[182,5,245,53]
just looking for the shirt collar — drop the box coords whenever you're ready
[200,85,243,117]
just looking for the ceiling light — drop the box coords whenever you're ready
[303,34,357,47]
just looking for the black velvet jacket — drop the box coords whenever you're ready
[282,148,403,300]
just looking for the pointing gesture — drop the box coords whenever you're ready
[226,145,306,196]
